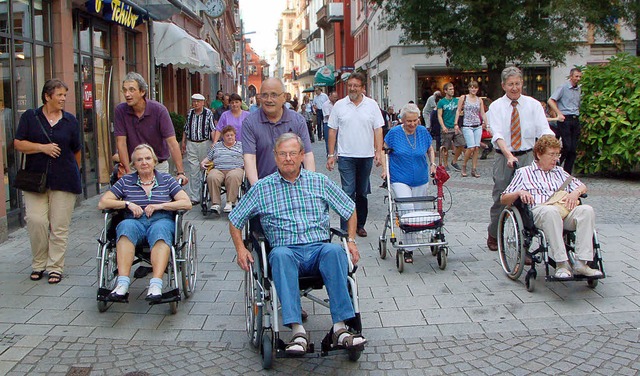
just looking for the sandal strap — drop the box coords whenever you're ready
[333,328,363,348]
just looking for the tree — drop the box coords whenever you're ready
[371,0,633,99]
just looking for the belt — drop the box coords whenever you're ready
[563,115,579,119]
[158,159,167,164]
[462,125,481,128]
[496,149,532,156]
[189,139,209,143]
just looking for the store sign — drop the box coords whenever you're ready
[83,83,94,109]
[85,0,143,29]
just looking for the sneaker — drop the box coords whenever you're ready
[223,202,233,213]
[108,284,129,301]
[210,204,221,214]
[145,284,162,301]
[451,162,461,171]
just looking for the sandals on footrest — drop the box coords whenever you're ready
[332,328,367,349]
[285,332,309,356]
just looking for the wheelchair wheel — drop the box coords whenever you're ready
[180,223,198,299]
[97,230,117,313]
[498,207,526,280]
[396,249,404,273]
[378,236,387,259]
[348,347,362,361]
[261,330,273,370]
[437,246,447,270]
[245,261,263,348]
[525,269,536,292]
[200,170,210,215]
[587,279,599,288]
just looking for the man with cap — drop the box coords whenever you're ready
[181,93,215,204]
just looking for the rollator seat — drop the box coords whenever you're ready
[399,211,442,232]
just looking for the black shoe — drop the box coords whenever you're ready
[480,149,490,160]
[451,162,461,171]
[134,265,153,279]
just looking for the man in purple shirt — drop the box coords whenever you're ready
[114,72,187,184]
[242,77,315,185]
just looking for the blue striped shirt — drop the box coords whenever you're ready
[206,141,244,170]
[229,169,355,247]
[110,171,183,214]
[503,162,583,206]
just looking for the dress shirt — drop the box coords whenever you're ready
[550,82,581,116]
[502,162,583,206]
[488,94,554,152]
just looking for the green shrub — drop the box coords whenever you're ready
[170,112,186,142]
[578,53,640,175]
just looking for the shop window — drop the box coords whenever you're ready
[13,0,32,39]
[78,16,91,53]
[0,2,8,34]
[125,31,136,73]
[34,0,51,43]
[92,25,109,56]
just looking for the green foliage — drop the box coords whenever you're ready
[371,0,629,98]
[170,112,186,142]
[577,53,640,174]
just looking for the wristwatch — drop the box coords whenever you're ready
[347,238,357,244]
[124,201,130,209]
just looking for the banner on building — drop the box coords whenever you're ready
[314,65,335,87]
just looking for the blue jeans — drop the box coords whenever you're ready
[338,157,372,230]
[116,212,175,248]
[323,123,330,154]
[316,110,324,139]
[269,242,354,326]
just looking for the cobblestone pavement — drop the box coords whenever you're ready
[1,141,639,375]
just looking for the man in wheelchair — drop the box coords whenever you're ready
[229,133,366,356]
[98,144,192,301]
[500,135,602,280]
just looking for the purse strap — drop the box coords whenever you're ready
[20,110,54,170]
[555,175,573,193]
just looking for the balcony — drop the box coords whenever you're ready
[316,3,344,28]
[292,29,310,52]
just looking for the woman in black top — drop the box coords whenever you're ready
[14,79,82,284]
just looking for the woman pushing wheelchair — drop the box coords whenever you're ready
[500,135,602,280]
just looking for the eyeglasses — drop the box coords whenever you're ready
[347,84,362,89]
[259,92,283,100]
[546,152,561,158]
[275,151,302,158]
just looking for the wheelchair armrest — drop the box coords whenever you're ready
[330,227,348,239]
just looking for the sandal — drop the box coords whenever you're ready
[403,251,414,264]
[461,166,468,177]
[30,270,44,281]
[554,267,572,280]
[48,271,62,284]
[471,169,480,178]
[332,328,367,350]
[285,332,309,356]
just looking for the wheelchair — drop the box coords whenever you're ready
[96,209,198,314]
[497,198,605,292]
[244,228,363,369]
[199,164,245,215]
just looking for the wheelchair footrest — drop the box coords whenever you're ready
[275,338,317,358]
[320,330,365,356]
[97,288,129,303]
[545,274,605,282]
[148,288,181,305]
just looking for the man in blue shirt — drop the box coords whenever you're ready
[548,67,582,174]
[229,133,366,356]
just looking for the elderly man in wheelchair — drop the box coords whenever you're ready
[229,133,366,361]
[97,144,193,304]
[500,135,603,281]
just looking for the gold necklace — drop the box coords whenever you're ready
[404,127,417,149]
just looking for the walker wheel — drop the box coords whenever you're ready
[378,237,387,259]
[396,250,404,273]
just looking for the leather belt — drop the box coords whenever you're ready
[496,149,532,157]
[189,139,209,143]
[563,115,579,119]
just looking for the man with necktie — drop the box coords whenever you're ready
[485,66,554,251]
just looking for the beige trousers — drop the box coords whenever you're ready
[532,204,595,263]
[23,190,77,274]
[207,168,243,205]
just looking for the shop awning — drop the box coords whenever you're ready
[314,65,335,87]
[302,87,315,93]
[153,22,221,74]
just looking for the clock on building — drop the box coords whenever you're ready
[204,0,226,18]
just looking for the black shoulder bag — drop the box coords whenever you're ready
[13,114,52,193]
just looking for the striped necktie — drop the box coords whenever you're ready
[510,100,521,150]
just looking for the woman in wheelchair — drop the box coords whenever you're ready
[98,144,192,301]
[229,133,366,356]
[200,125,244,214]
[500,135,602,280]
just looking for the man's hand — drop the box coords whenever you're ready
[181,142,186,154]
[326,156,336,171]
[177,173,189,186]
[557,113,566,122]
[374,150,382,167]
[236,246,254,272]
[348,243,360,265]
[506,155,519,168]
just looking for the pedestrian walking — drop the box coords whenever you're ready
[14,79,82,284]
[321,91,338,154]
[454,81,487,178]
[312,87,329,141]
[422,90,441,126]
[215,94,230,122]
[212,93,249,143]
[210,90,224,110]
[437,83,465,171]
[547,67,582,174]
[301,95,315,143]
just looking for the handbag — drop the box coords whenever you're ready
[13,114,52,193]
[544,176,576,219]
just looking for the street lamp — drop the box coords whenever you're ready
[236,19,256,103]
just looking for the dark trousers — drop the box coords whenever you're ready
[338,157,373,230]
[316,110,324,140]
[557,117,581,174]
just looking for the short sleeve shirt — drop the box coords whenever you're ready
[437,97,459,129]
[384,125,432,186]
[216,110,250,142]
[328,95,384,158]
[110,171,183,216]
[550,82,581,116]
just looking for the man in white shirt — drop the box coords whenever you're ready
[486,66,554,251]
[312,87,329,141]
[326,73,384,237]
[321,91,339,154]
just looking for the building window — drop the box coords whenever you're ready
[124,31,136,73]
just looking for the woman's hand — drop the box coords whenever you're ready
[128,202,144,218]
[518,190,534,205]
[200,159,211,170]
[41,143,61,158]
[144,203,163,218]
[381,171,387,180]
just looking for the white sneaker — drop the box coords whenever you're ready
[111,284,129,296]
[223,202,233,213]
[145,284,162,301]
[210,204,221,214]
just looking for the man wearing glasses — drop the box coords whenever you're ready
[326,72,384,237]
[230,133,366,355]
[114,72,187,183]
[242,78,315,186]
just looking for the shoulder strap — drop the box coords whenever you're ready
[34,112,53,143]
[557,175,573,192]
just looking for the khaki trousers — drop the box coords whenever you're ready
[23,190,77,274]
[207,168,243,205]
[532,204,595,263]
[185,140,211,201]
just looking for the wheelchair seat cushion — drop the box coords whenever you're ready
[116,212,175,248]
